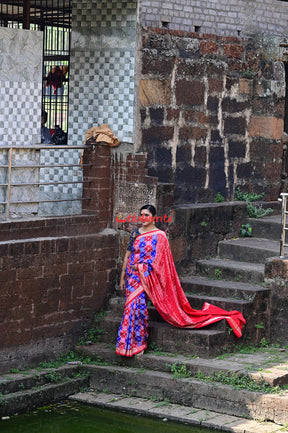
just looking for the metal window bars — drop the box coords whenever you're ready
[0,145,91,219]
[279,192,288,258]
[0,1,71,134]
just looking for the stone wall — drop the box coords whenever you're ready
[0,216,117,373]
[168,202,247,270]
[140,28,285,204]
[139,0,288,37]
[0,143,160,372]
[0,27,42,145]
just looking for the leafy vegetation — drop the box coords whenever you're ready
[170,363,192,378]
[239,223,252,237]
[234,187,273,218]
[77,311,107,346]
[194,370,287,394]
[215,192,225,203]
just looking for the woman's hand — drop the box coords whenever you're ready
[131,265,138,270]
[120,273,126,291]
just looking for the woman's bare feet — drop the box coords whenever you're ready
[136,350,144,357]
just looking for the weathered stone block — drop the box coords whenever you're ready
[200,40,219,55]
[236,162,253,179]
[166,107,180,121]
[224,116,247,135]
[155,146,172,165]
[208,78,223,93]
[149,107,164,125]
[228,139,246,158]
[177,60,205,77]
[249,116,284,139]
[239,78,253,95]
[139,79,171,106]
[142,126,174,145]
[179,126,207,140]
[175,80,205,107]
[207,96,219,113]
[222,98,250,113]
[223,43,244,59]
[142,56,175,75]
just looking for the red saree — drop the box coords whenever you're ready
[116,229,245,357]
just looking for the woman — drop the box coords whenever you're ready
[116,205,246,357]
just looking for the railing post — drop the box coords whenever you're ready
[6,147,13,219]
[280,192,288,258]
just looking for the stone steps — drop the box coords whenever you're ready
[196,258,264,283]
[218,237,281,264]
[0,365,89,417]
[246,215,282,241]
[97,316,235,358]
[76,343,288,387]
[70,391,283,433]
[79,362,288,425]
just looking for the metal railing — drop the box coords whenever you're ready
[0,144,91,219]
[279,192,288,258]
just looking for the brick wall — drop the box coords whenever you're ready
[0,227,117,372]
[140,0,288,37]
[140,28,285,204]
[0,143,159,372]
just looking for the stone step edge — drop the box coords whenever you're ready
[196,258,265,272]
[98,316,226,335]
[76,344,288,387]
[0,376,89,417]
[180,275,269,292]
[69,391,283,433]
[82,364,288,425]
[0,365,82,394]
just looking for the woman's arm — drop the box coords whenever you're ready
[120,250,131,291]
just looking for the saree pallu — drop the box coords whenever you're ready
[116,229,246,357]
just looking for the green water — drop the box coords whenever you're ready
[0,401,222,433]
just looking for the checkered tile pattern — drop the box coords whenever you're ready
[40,147,83,194]
[0,81,42,145]
[69,0,137,145]
[72,0,137,28]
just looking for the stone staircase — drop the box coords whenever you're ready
[0,364,89,417]
[95,214,283,356]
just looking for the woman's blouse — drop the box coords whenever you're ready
[127,228,140,251]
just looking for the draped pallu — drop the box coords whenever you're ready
[116,229,246,357]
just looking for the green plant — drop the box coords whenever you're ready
[242,67,256,79]
[45,371,63,383]
[77,311,107,345]
[239,223,252,237]
[247,202,273,218]
[200,221,207,227]
[215,192,225,203]
[234,187,264,202]
[214,268,222,280]
[234,187,273,219]
[170,363,192,378]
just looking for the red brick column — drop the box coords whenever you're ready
[82,144,113,229]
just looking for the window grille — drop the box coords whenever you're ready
[0,1,71,136]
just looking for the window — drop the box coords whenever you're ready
[0,1,71,135]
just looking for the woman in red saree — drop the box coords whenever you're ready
[116,205,246,357]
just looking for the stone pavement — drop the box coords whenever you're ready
[70,391,286,433]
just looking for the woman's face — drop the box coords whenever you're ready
[140,209,154,226]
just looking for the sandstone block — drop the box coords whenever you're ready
[249,116,284,139]
[139,79,171,106]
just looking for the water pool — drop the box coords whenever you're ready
[1,401,222,433]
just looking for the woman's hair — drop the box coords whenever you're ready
[140,204,156,216]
